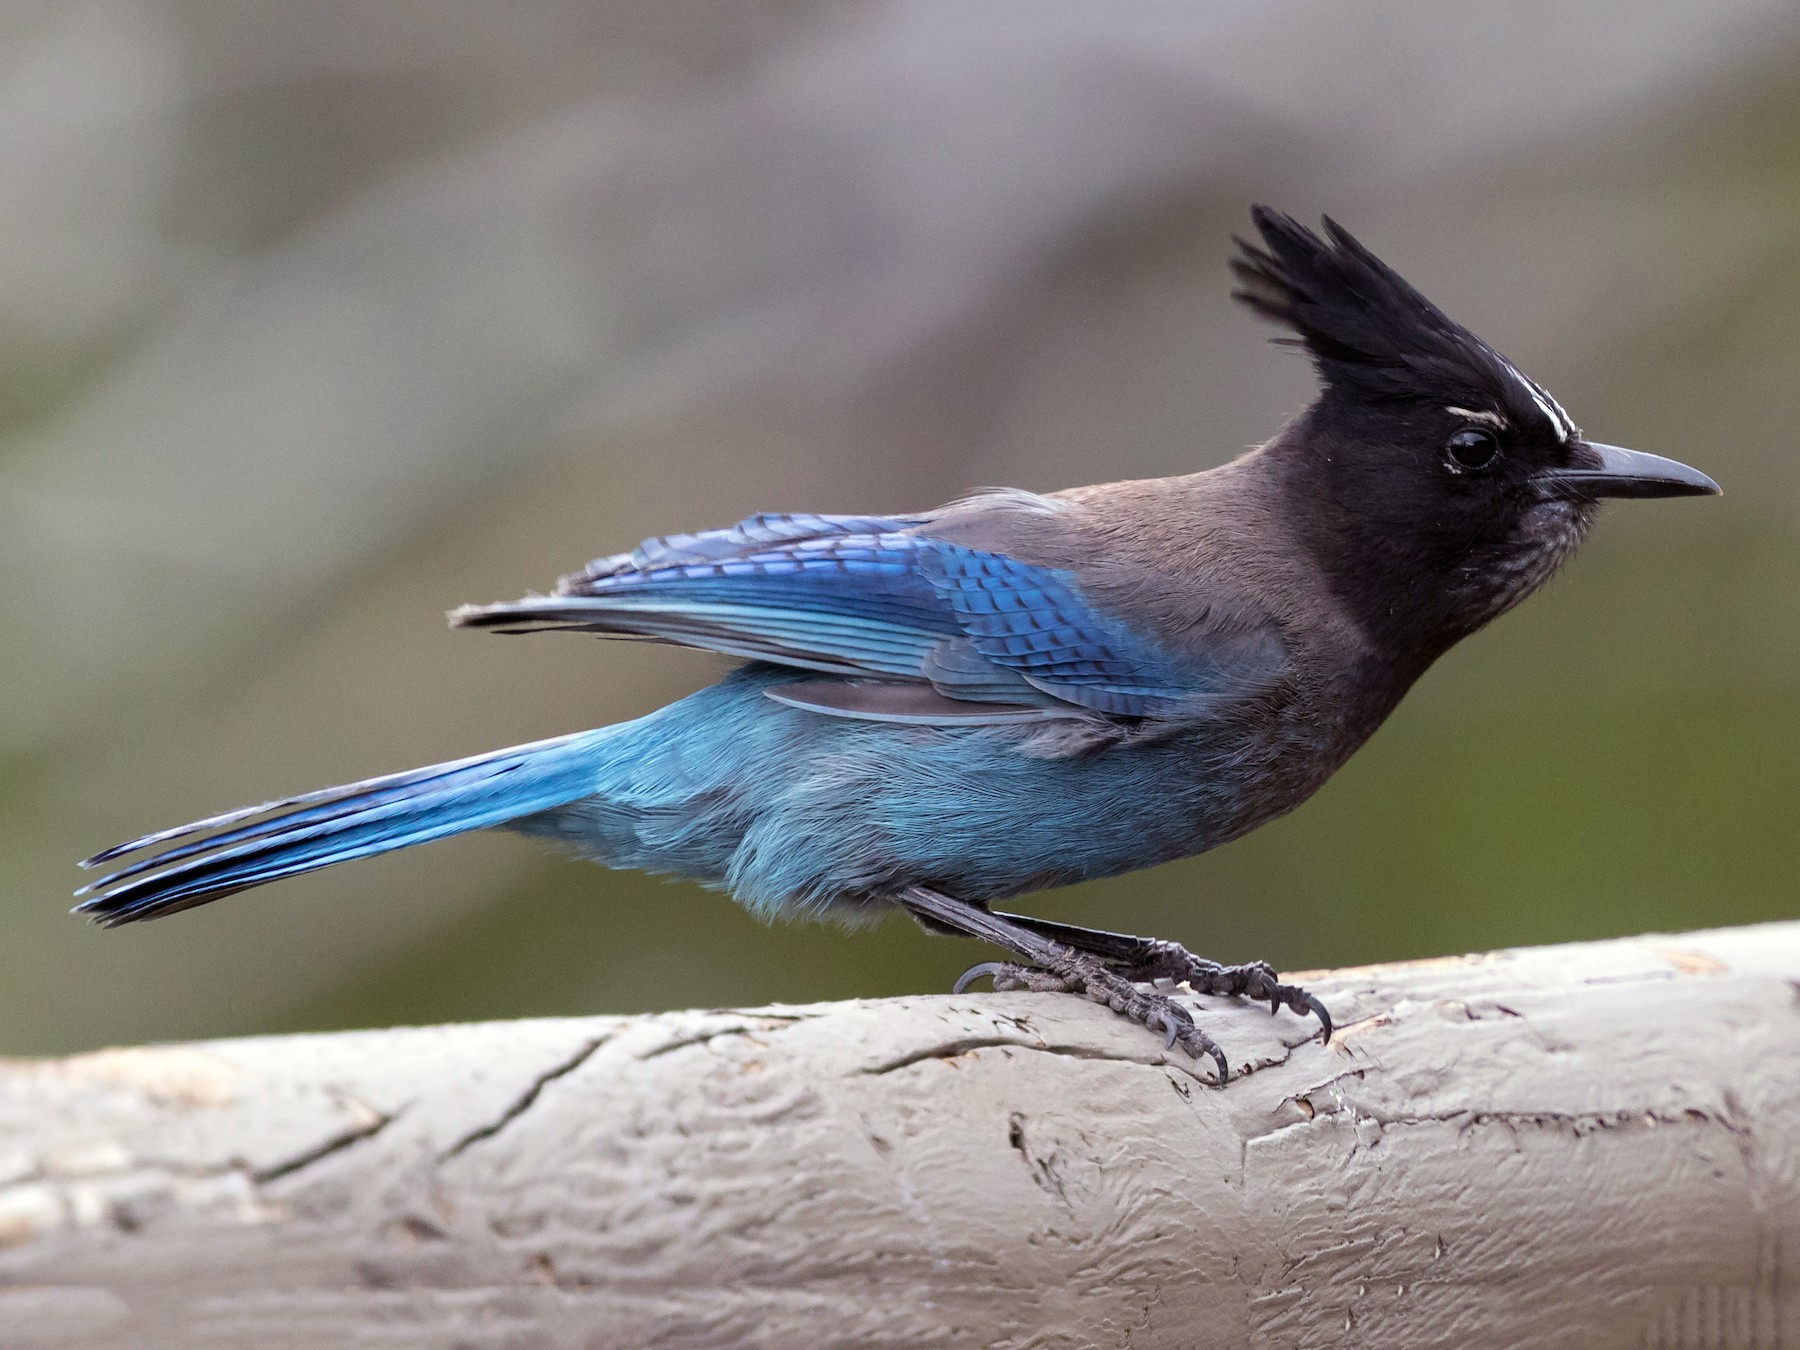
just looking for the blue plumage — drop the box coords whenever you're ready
[77,497,1278,926]
[916,545,1186,715]
[458,516,1207,714]
[73,206,1722,1071]
[77,732,615,923]
[515,665,1245,921]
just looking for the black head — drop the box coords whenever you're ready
[1232,205,1717,651]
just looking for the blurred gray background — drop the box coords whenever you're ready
[3,1,1796,1056]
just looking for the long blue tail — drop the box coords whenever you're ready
[74,731,610,926]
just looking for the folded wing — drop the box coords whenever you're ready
[453,505,1282,726]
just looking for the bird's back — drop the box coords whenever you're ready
[498,453,1409,919]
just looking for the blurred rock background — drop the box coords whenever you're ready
[2,1,1796,1055]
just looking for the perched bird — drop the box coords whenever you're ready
[76,207,1718,1081]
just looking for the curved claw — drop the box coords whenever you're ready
[952,961,1011,996]
[1146,1008,1182,1050]
[1164,1018,1227,1084]
[1302,992,1334,1042]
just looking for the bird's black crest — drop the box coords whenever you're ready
[1232,205,1537,414]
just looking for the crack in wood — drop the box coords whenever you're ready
[635,1014,810,1061]
[252,1105,401,1184]
[441,1037,609,1161]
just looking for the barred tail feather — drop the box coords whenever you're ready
[74,731,608,926]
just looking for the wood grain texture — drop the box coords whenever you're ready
[2,922,1797,1349]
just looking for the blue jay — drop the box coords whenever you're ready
[77,208,1719,1080]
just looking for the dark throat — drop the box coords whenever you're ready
[1264,410,1494,691]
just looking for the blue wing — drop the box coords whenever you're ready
[911,547,1194,717]
[453,509,1276,723]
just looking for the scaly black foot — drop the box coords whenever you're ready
[988,911,1333,1043]
[900,886,1310,1083]
[1117,944,1332,1043]
[955,954,1228,1083]
[899,887,1232,1075]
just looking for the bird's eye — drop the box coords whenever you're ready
[1446,427,1501,473]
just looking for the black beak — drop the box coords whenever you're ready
[1534,442,1720,501]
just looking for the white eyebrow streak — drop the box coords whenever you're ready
[1446,406,1507,428]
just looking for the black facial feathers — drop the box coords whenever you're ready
[1231,206,1553,426]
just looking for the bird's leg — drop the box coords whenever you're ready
[987,909,1332,1041]
[898,885,1229,1082]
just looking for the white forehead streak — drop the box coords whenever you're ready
[1526,385,1569,444]
[1445,406,1507,428]
[1540,386,1576,441]
[1501,358,1573,443]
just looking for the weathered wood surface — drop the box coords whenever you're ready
[2,922,1797,1349]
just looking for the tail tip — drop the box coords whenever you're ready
[69,895,121,926]
[449,595,553,630]
[449,595,575,635]
[447,602,487,628]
